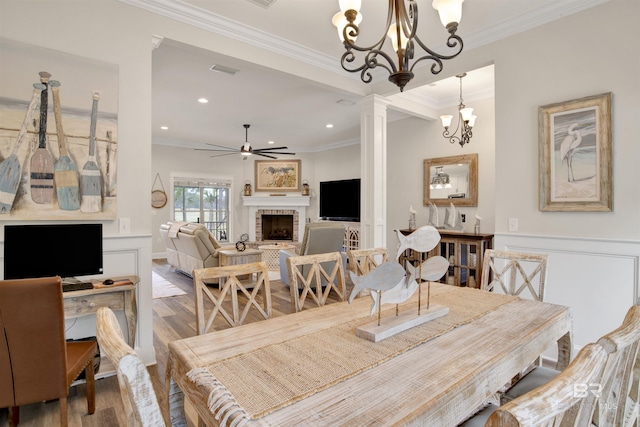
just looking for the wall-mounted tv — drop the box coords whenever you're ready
[3,223,103,280]
[319,178,361,222]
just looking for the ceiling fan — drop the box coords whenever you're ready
[195,124,295,160]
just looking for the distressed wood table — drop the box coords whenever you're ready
[168,283,571,426]
[63,276,138,348]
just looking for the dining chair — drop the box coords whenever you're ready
[96,307,186,427]
[481,249,549,301]
[0,276,96,427]
[287,251,346,312]
[483,342,608,426]
[192,261,272,334]
[504,303,640,423]
[347,247,389,276]
[595,305,640,426]
[347,247,389,299]
[481,250,552,388]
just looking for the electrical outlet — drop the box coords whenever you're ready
[119,217,131,235]
[461,214,466,222]
[508,218,518,232]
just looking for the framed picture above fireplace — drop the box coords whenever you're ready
[254,159,301,192]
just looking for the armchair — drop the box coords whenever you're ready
[279,222,347,287]
[0,276,96,427]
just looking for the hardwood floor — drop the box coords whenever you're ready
[0,259,351,426]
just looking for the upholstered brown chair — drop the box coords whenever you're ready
[0,276,96,426]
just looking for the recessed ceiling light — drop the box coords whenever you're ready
[326,124,334,128]
[209,64,239,75]
[198,98,208,104]
[336,99,356,107]
[268,140,275,144]
[160,126,168,130]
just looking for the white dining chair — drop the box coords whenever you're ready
[96,307,186,427]
[485,343,607,426]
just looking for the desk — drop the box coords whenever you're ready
[169,284,571,426]
[63,275,138,348]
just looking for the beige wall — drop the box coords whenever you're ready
[3,0,638,360]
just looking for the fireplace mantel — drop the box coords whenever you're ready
[242,195,310,242]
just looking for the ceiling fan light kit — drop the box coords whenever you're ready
[194,124,295,160]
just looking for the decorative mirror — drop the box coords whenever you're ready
[423,153,478,207]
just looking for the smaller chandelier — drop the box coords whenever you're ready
[440,72,476,148]
[332,0,465,92]
[430,166,453,189]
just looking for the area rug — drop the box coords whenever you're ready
[152,272,187,299]
[267,271,281,282]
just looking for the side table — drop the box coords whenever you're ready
[218,249,264,287]
[258,244,295,271]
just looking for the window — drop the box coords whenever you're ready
[171,173,233,242]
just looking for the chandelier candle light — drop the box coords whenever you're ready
[332,0,465,92]
[440,73,476,147]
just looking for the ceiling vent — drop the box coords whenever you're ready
[209,64,239,75]
[245,0,276,8]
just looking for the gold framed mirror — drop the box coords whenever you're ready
[423,153,478,207]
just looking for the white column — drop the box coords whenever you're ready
[359,94,390,249]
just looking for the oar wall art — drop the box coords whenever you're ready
[50,80,81,210]
[0,85,41,213]
[80,90,102,213]
[30,71,54,204]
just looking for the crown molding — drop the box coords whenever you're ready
[120,0,341,74]
[122,0,609,82]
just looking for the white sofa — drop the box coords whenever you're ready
[159,222,234,277]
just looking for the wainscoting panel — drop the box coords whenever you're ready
[494,232,640,360]
[0,233,155,365]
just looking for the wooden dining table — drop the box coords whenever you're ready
[168,282,572,426]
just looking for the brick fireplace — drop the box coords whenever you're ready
[256,210,297,241]
[242,195,310,242]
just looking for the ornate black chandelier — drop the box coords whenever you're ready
[332,0,465,92]
[440,73,476,147]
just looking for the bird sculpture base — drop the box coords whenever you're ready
[356,304,449,343]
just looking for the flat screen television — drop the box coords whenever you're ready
[319,178,361,222]
[3,223,103,280]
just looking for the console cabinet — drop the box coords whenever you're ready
[399,229,493,288]
[433,231,493,288]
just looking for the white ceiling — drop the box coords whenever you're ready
[140,0,608,155]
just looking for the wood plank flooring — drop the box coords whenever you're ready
[0,259,352,426]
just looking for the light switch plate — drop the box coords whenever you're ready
[119,217,131,234]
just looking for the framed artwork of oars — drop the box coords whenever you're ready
[0,39,118,220]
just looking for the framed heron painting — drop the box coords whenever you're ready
[538,92,612,211]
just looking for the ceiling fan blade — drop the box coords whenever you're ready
[195,148,239,152]
[265,151,296,156]
[255,152,278,159]
[253,146,289,152]
[205,143,238,151]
